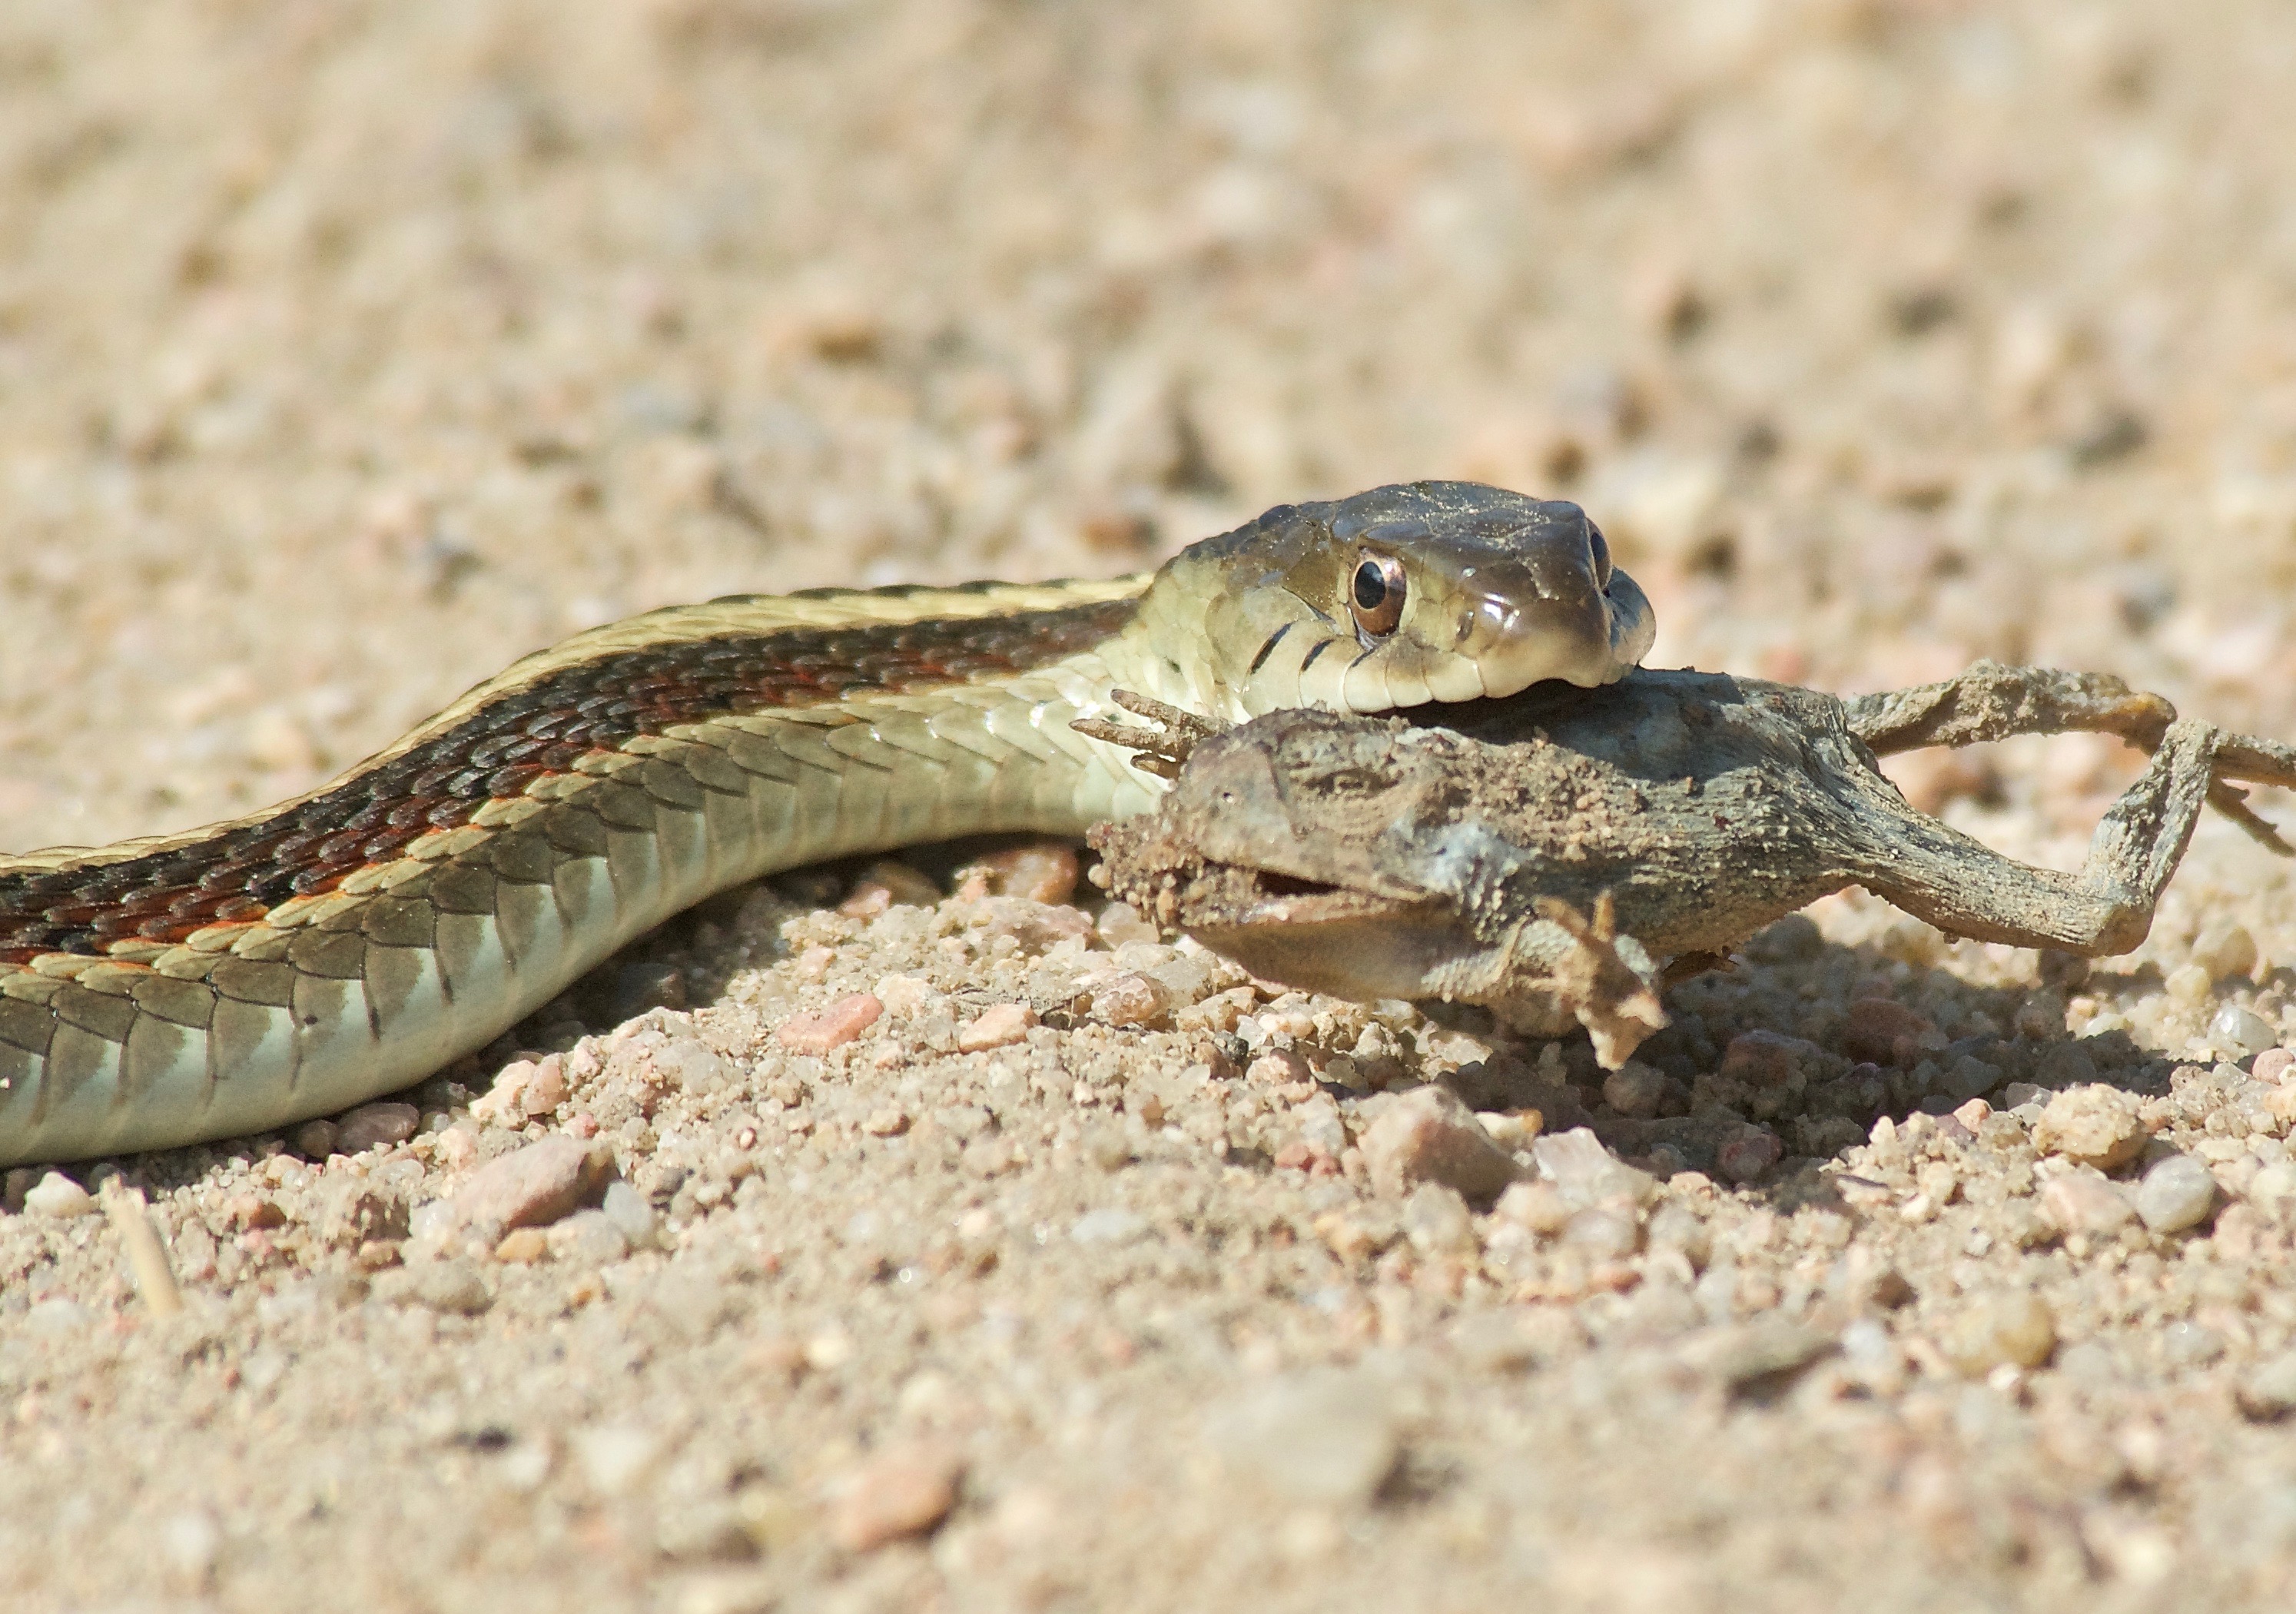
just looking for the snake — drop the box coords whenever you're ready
[0,480,1654,1167]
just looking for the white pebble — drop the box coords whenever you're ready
[23,1172,95,1218]
[2133,1153,2218,1234]
[2165,962,2213,1006]
[2209,1005,2278,1057]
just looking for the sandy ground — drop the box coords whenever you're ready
[6,1,2296,1609]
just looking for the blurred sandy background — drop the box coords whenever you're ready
[5,0,2294,860]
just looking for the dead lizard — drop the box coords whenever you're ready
[1083,663,2296,1068]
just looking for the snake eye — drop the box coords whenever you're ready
[1587,522,1614,589]
[1349,553,1407,636]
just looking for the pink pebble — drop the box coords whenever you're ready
[776,993,884,1054]
[956,1002,1036,1052]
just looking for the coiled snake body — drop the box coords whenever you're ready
[0,482,1652,1166]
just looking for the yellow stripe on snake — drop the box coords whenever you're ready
[0,482,1654,1166]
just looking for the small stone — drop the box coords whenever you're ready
[2040,1169,2136,1236]
[573,1422,669,1496]
[2132,1152,2218,1234]
[1560,1204,1640,1260]
[1715,1125,1783,1184]
[1844,998,1936,1066]
[1361,1088,1521,1204]
[520,1058,569,1116]
[1493,1180,1572,1236]
[1718,1031,1818,1088]
[1246,1048,1312,1088]
[970,844,1079,905]
[2253,1046,2296,1084]
[775,994,883,1054]
[1401,1181,1478,1255]
[1095,902,1160,948]
[403,1260,492,1316]
[337,1101,421,1152]
[957,1003,1037,1052]
[23,1172,95,1219]
[873,974,934,1016]
[2194,921,2260,981]
[158,1509,221,1592]
[495,1227,549,1264]
[450,1137,613,1236]
[1070,1207,1150,1245]
[2032,1043,2099,1089]
[1601,1061,1667,1118]
[1942,1291,2055,1376]
[2209,1005,2278,1057]
[1090,971,1169,1027]
[1679,1315,1835,1395]
[1531,1127,1658,1209]
[602,1179,659,1249]
[828,1442,965,1552]
[2032,1084,2147,1170]
[2235,1350,2296,1421]
[2165,961,2214,1005]
[293,1120,340,1157]
[862,1106,909,1137]
[548,1210,630,1267]
[652,1038,735,1093]
[1207,1372,1398,1508]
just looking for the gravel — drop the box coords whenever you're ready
[8,3,2296,1610]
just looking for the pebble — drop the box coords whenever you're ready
[602,1179,660,1249]
[827,1441,965,1552]
[1843,998,1936,1066]
[969,844,1079,904]
[2235,1350,2296,1421]
[1493,1180,1572,1236]
[1715,1125,1783,1184]
[1941,1291,2056,1376]
[549,1210,631,1267]
[2165,962,2214,1005]
[494,1227,549,1264]
[1401,1182,1478,1255]
[2032,1085,2148,1170]
[956,1002,1037,1052]
[1090,971,1170,1027]
[400,1260,492,1316]
[1560,1204,1640,1260]
[451,1137,613,1235]
[1070,1207,1151,1245]
[573,1422,670,1496]
[1601,1061,1667,1118]
[1718,1031,1820,1088]
[2209,1004,2278,1057]
[2254,1047,2296,1084]
[293,1120,340,1157]
[1095,902,1160,948]
[521,1058,570,1115]
[337,1101,421,1152]
[23,1172,96,1218]
[2040,1169,2136,1236]
[2194,921,2259,981]
[1678,1315,1834,1395]
[872,974,934,1016]
[1207,1372,1398,1508]
[2132,1152,2218,1233]
[1532,1127,1658,1209]
[1361,1088,1521,1203]
[775,994,883,1054]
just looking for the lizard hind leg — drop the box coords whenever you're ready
[1852,719,2223,956]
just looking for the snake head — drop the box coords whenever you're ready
[1165,481,1654,718]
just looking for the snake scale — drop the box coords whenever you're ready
[0,482,1654,1167]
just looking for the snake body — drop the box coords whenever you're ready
[0,482,1653,1166]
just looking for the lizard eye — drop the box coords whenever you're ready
[1587,522,1614,588]
[1349,553,1407,636]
